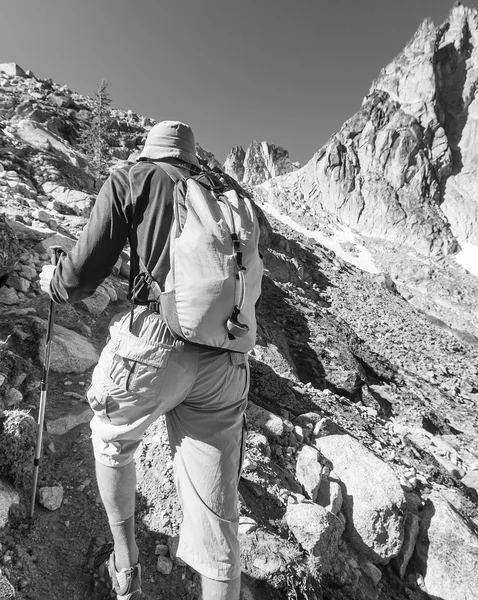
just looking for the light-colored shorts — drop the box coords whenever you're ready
[86,306,249,581]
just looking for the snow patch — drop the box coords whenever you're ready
[455,241,478,277]
[259,202,380,274]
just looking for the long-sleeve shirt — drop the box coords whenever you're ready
[50,158,197,305]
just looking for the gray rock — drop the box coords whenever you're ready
[391,511,420,579]
[461,469,478,492]
[6,274,30,293]
[414,490,478,600]
[80,287,111,315]
[286,498,344,573]
[313,417,344,439]
[295,445,324,501]
[34,233,77,255]
[0,62,28,77]
[0,287,20,305]
[156,555,173,575]
[35,317,99,373]
[38,485,63,511]
[46,408,91,436]
[43,182,95,218]
[316,477,343,515]
[315,434,406,564]
[246,403,285,438]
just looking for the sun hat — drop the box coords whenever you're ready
[137,120,199,167]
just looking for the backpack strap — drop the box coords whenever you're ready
[126,161,188,330]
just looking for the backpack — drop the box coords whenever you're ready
[128,162,263,353]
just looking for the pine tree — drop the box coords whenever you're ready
[80,78,112,183]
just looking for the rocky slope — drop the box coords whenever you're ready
[250,3,478,343]
[0,52,477,600]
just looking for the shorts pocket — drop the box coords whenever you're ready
[86,383,110,421]
[107,350,171,395]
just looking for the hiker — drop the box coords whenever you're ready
[40,120,261,600]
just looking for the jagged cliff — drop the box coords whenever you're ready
[223,140,299,185]
[256,3,478,258]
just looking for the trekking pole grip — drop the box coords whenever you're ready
[50,245,64,267]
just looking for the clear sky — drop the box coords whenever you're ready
[1,0,477,164]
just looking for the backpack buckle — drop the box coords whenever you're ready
[226,318,249,338]
[147,301,162,314]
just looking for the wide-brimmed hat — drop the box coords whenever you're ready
[137,120,199,167]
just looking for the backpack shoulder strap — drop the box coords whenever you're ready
[126,161,192,309]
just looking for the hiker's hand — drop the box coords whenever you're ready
[39,265,56,296]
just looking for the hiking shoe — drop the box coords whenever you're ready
[86,535,149,599]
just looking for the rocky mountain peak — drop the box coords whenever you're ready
[257,4,478,260]
[223,139,299,185]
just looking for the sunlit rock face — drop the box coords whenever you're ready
[223,141,298,185]
[257,4,478,257]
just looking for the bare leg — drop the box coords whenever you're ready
[201,575,241,600]
[95,460,139,570]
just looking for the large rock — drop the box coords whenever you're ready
[286,497,344,573]
[42,182,95,218]
[0,62,27,78]
[13,119,85,167]
[315,434,406,564]
[35,318,99,373]
[34,233,77,255]
[413,490,478,600]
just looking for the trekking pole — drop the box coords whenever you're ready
[29,245,63,520]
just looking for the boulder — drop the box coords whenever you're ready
[0,62,27,77]
[46,408,92,436]
[315,434,406,564]
[246,402,285,438]
[43,182,95,217]
[13,119,84,167]
[34,233,77,255]
[286,497,344,573]
[38,485,63,511]
[35,318,99,373]
[413,490,478,600]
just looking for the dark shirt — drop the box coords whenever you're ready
[50,158,197,305]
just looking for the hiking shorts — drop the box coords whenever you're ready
[86,306,249,581]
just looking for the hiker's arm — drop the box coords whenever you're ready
[49,171,130,304]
